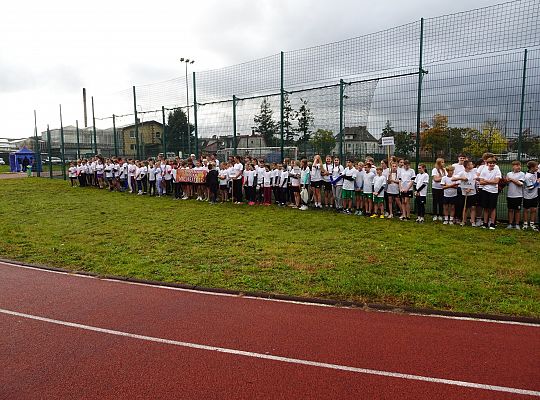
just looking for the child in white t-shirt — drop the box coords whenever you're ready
[218,162,229,203]
[354,162,364,215]
[363,163,375,216]
[506,161,525,229]
[341,159,357,214]
[68,162,78,187]
[441,165,459,225]
[478,157,502,229]
[372,167,387,218]
[523,160,539,231]
[398,160,415,220]
[454,160,478,226]
[414,164,429,223]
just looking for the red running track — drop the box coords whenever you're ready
[1,261,539,399]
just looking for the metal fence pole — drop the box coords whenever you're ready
[60,105,66,180]
[233,95,237,154]
[415,17,425,168]
[280,51,285,161]
[339,79,344,162]
[193,71,199,158]
[518,49,528,161]
[47,125,52,179]
[34,110,41,177]
[162,106,167,156]
[113,114,118,157]
[133,86,140,159]
[91,97,97,155]
[76,120,80,159]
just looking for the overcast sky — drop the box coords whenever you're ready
[1,0,511,139]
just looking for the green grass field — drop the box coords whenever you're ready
[0,178,538,318]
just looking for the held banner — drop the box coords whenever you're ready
[176,169,207,183]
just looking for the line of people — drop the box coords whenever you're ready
[67,152,540,230]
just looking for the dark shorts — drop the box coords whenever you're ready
[463,194,477,208]
[311,180,322,189]
[220,184,228,191]
[323,181,332,191]
[523,197,538,209]
[291,186,300,193]
[444,196,457,205]
[482,191,499,210]
[401,191,413,198]
[387,193,400,198]
[507,197,523,211]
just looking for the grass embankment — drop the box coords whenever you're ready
[0,178,538,317]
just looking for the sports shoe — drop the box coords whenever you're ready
[506,224,513,229]
[530,224,538,232]
[399,216,406,221]
[415,217,420,222]
[443,220,448,225]
[522,224,529,230]
[433,216,438,221]
[388,214,393,219]
[384,212,389,217]
[448,221,454,225]
[370,214,378,218]
[379,215,385,219]
[489,224,496,230]
[438,216,444,221]
[514,225,521,230]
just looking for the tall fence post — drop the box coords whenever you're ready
[133,86,140,159]
[76,120,80,159]
[339,79,344,162]
[233,95,238,154]
[280,51,285,161]
[91,96,97,155]
[60,105,66,180]
[415,17,425,168]
[34,110,41,177]
[518,49,528,161]
[162,106,167,156]
[113,114,118,157]
[193,71,199,158]
[47,125,53,179]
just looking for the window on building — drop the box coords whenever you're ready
[130,144,136,150]
[129,130,135,139]
[155,132,161,138]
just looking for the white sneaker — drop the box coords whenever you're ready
[506,224,513,229]
[433,216,438,221]
[384,212,389,217]
[449,221,454,225]
[300,205,308,211]
[443,220,448,225]
[388,214,393,219]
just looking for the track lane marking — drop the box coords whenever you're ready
[1,308,539,397]
[1,261,539,327]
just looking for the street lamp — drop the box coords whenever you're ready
[180,58,195,157]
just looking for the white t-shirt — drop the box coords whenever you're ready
[163,165,173,180]
[414,172,429,197]
[452,163,465,176]
[311,163,322,182]
[256,166,265,184]
[355,170,364,191]
[68,166,77,178]
[373,175,387,197]
[148,167,158,181]
[280,170,289,188]
[441,176,458,197]
[399,168,416,192]
[95,163,104,174]
[128,164,137,177]
[506,171,525,198]
[386,171,400,195]
[431,167,446,190]
[342,167,357,191]
[218,169,229,186]
[330,164,344,186]
[263,170,272,188]
[104,164,114,178]
[523,172,539,200]
[243,170,256,186]
[479,167,502,194]
[457,170,477,196]
[289,167,301,186]
[322,163,333,182]
[233,163,244,180]
[362,171,375,194]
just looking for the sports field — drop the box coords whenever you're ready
[0,178,538,318]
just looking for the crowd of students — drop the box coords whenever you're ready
[67,152,540,230]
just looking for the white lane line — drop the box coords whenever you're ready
[1,261,539,327]
[1,308,539,397]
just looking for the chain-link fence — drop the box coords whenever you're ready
[32,0,539,218]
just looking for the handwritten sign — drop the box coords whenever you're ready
[176,169,207,183]
[381,137,395,146]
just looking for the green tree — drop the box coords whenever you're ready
[295,98,314,156]
[310,129,336,156]
[254,98,277,146]
[464,120,508,157]
[166,108,194,156]
[394,131,415,158]
[279,94,296,145]
[420,114,449,156]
